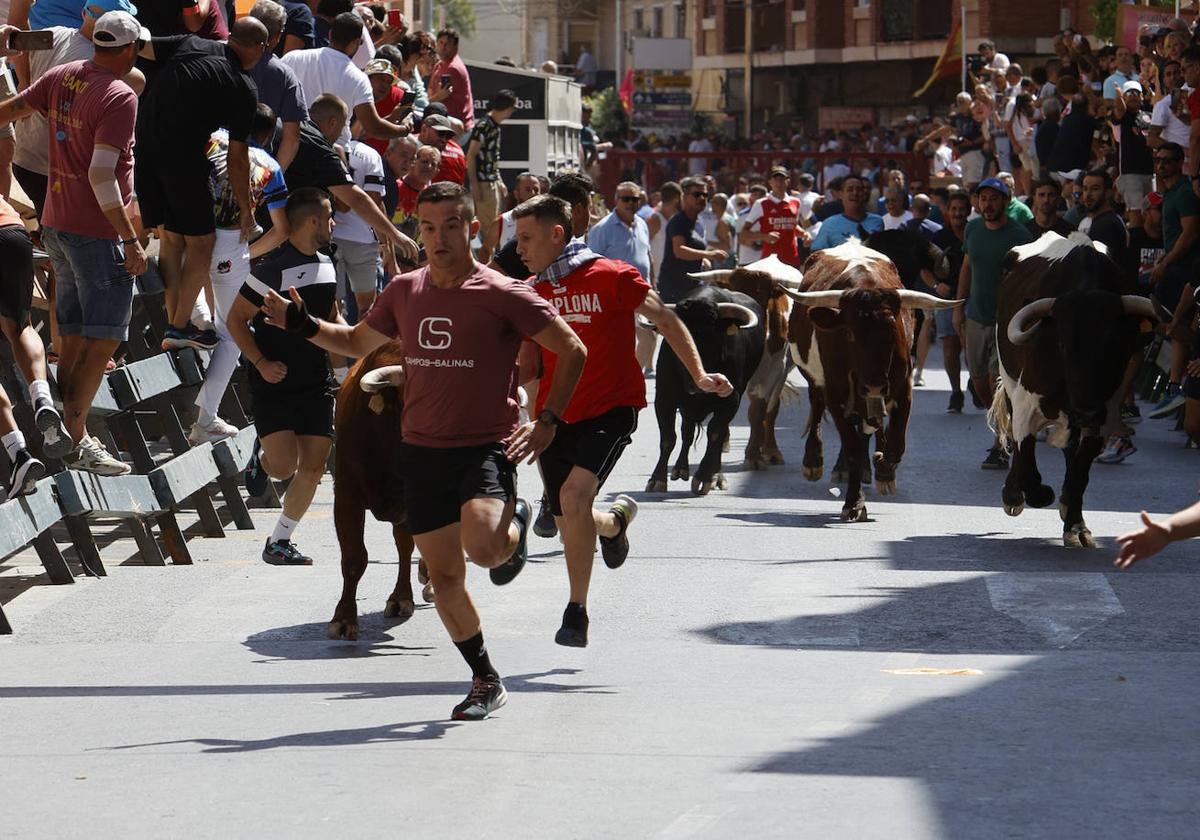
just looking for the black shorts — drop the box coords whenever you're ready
[135,153,216,236]
[0,224,33,323]
[251,389,335,439]
[539,406,638,516]
[399,442,517,535]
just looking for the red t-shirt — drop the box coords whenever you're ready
[532,257,651,424]
[366,85,404,159]
[743,194,803,265]
[23,60,137,239]
[365,263,558,447]
[436,140,466,186]
[1189,88,1200,121]
[428,55,474,131]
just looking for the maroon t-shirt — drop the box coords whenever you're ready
[365,263,558,447]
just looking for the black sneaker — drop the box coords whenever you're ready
[35,401,72,459]
[967,380,985,410]
[8,449,45,497]
[161,324,219,352]
[262,538,312,565]
[244,439,269,497]
[1121,403,1142,425]
[554,602,589,647]
[981,446,1009,470]
[490,498,530,585]
[532,495,557,538]
[451,675,507,721]
[946,390,964,414]
[599,494,637,569]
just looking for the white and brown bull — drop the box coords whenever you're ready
[782,240,961,521]
[687,254,802,470]
[988,232,1159,547]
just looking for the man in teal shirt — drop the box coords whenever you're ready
[954,177,1035,469]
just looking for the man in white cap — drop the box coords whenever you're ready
[0,10,147,475]
[1111,78,1155,228]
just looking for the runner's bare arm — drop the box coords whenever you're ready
[0,93,32,128]
[276,120,301,171]
[328,182,419,264]
[228,293,287,384]
[504,318,586,464]
[226,139,257,242]
[637,290,733,397]
[260,286,392,359]
[354,101,412,141]
[248,206,289,260]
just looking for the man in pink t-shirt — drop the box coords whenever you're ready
[427,27,474,132]
[0,11,147,477]
[259,181,586,723]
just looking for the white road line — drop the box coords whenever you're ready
[985,573,1124,648]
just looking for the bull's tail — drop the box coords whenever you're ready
[987,377,1014,449]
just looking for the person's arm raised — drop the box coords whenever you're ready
[259,285,392,359]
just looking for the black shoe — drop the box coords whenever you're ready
[1121,403,1142,425]
[981,447,1009,470]
[599,494,638,569]
[490,498,530,585]
[35,402,72,459]
[532,495,557,538]
[967,380,984,410]
[451,675,507,721]
[554,602,589,647]
[8,449,45,497]
[244,439,269,497]
[262,538,312,565]
[946,390,964,414]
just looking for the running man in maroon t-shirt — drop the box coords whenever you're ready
[514,194,733,648]
[260,182,587,722]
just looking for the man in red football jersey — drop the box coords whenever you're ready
[739,165,808,266]
[513,194,733,648]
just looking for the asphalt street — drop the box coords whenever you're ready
[2,349,1198,839]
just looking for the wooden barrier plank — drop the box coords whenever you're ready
[53,470,165,518]
[106,354,183,410]
[212,426,258,477]
[172,348,208,387]
[148,442,219,506]
[0,477,73,584]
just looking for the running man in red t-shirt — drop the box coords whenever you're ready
[260,182,587,722]
[514,194,733,647]
[739,166,809,266]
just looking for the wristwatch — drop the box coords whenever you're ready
[536,409,560,427]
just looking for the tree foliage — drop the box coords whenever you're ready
[583,86,628,138]
[1090,0,1174,43]
[436,0,476,38]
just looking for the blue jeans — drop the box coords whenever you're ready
[42,227,135,341]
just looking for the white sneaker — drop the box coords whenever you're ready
[67,435,131,476]
[188,416,239,445]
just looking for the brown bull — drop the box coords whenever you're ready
[327,342,427,641]
[783,240,960,521]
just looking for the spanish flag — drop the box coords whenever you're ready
[913,18,962,98]
[618,70,635,115]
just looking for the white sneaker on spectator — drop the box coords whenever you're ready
[67,435,131,476]
[188,416,239,446]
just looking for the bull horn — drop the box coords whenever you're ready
[1121,294,1161,322]
[896,290,964,310]
[717,302,759,329]
[779,289,845,308]
[773,277,804,291]
[360,364,405,392]
[687,269,735,285]
[1007,297,1055,345]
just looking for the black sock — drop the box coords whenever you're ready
[454,631,499,680]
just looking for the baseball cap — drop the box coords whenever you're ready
[423,101,449,118]
[85,0,139,15]
[1122,79,1144,94]
[769,165,789,178]
[364,58,396,79]
[423,114,456,135]
[92,10,149,47]
[1145,192,1163,210]
[974,177,1010,198]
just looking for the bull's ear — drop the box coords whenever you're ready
[809,307,844,330]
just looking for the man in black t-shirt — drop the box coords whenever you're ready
[226,188,340,566]
[1077,168,1130,270]
[658,176,726,303]
[1110,80,1155,228]
[1026,176,1075,238]
[1128,192,1166,290]
[930,192,971,413]
[136,18,267,354]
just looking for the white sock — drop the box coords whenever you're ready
[29,379,51,405]
[2,429,25,459]
[271,514,299,544]
[333,366,349,384]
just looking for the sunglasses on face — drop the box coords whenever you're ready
[618,195,640,203]
[1155,156,1182,164]
[688,192,708,199]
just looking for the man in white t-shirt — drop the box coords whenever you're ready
[735,182,767,265]
[882,188,914,230]
[1150,61,1190,149]
[334,116,390,321]
[687,134,712,176]
[280,11,410,146]
[980,40,1009,75]
[794,173,818,224]
[822,158,850,193]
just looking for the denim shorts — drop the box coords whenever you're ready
[42,226,135,341]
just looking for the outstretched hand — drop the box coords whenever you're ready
[261,286,315,335]
[1114,511,1172,570]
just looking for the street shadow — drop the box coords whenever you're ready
[715,511,862,529]
[243,616,437,662]
[109,718,467,752]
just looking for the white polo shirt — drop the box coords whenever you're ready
[280,46,373,145]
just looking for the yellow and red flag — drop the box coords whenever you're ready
[913,18,962,98]
[619,69,635,114]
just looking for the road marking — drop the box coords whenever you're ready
[882,668,983,676]
[985,572,1123,648]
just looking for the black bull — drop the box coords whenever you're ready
[644,285,765,495]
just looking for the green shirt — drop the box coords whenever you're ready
[963,216,1035,325]
[1007,197,1034,225]
[1161,175,1200,257]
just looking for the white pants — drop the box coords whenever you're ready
[195,229,250,423]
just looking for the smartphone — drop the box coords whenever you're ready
[399,87,416,107]
[440,73,451,88]
[387,8,402,28]
[8,30,53,51]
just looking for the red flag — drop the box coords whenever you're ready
[913,18,962,98]
[619,69,634,114]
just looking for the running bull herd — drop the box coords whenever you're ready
[329,231,1158,636]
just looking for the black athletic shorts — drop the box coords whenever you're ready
[399,442,517,535]
[0,224,33,323]
[135,153,216,236]
[251,389,335,439]
[539,405,639,517]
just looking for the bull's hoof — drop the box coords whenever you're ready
[692,477,713,495]
[671,466,691,481]
[422,582,435,603]
[1004,501,1025,517]
[417,561,429,586]
[327,619,359,641]
[831,468,848,484]
[875,479,897,495]
[1027,484,1055,509]
[766,449,786,466]
[1064,522,1096,549]
[722,437,730,453]
[384,597,416,622]
[646,478,668,493]
[1002,487,1025,517]
[716,474,729,490]
[745,453,768,471]
[802,464,823,481]
[840,502,868,522]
